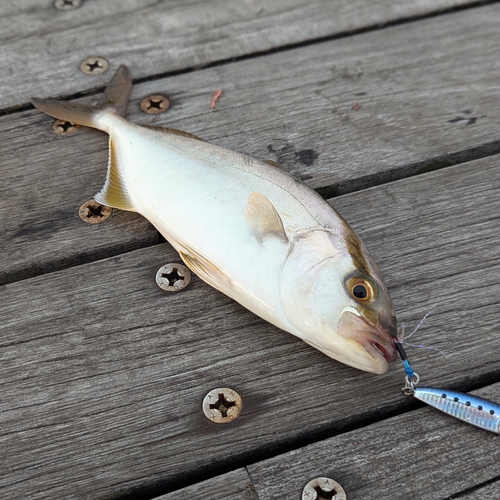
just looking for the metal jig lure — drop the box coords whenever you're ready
[396,342,500,434]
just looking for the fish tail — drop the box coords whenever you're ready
[97,65,133,117]
[33,66,138,213]
[31,65,132,132]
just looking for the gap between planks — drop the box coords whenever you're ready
[316,139,500,199]
[5,3,500,285]
[124,382,500,500]
[113,369,500,500]
[3,154,500,499]
[447,475,500,499]
[1,0,499,116]
[244,383,500,500]
[4,136,500,288]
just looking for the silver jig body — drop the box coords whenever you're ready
[413,387,500,434]
[397,341,500,434]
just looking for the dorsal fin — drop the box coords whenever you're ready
[94,138,137,211]
[142,125,205,142]
[264,160,285,170]
[245,192,288,243]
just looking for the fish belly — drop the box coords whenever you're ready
[110,122,333,334]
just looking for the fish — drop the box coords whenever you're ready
[31,65,398,374]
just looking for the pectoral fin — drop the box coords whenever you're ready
[178,244,231,293]
[245,192,288,243]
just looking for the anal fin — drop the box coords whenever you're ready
[94,138,137,211]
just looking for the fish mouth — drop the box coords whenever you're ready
[338,310,397,374]
[360,335,397,364]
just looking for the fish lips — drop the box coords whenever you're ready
[337,309,397,374]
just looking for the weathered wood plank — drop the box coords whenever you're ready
[4,4,500,284]
[153,469,257,500]
[246,383,500,500]
[459,480,500,499]
[0,0,479,111]
[0,109,158,285]
[1,154,500,499]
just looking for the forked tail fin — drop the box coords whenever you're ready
[31,65,132,131]
[32,65,138,213]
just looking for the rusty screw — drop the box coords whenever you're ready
[155,263,191,292]
[78,200,112,224]
[53,119,81,136]
[80,57,109,75]
[302,478,346,500]
[55,0,82,10]
[141,95,170,115]
[202,388,242,424]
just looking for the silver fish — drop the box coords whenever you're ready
[32,65,398,373]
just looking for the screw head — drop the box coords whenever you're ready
[54,0,82,10]
[141,95,170,115]
[302,478,346,500]
[78,200,112,224]
[80,57,109,75]
[155,263,191,292]
[53,119,81,136]
[202,388,242,424]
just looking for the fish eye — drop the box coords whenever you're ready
[347,278,375,303]
[353,284,368,299]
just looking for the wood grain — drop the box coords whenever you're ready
[0,109,158,285]
[246,382,500,500]
[154,469,257,500]
[4,3,500,284]
[2,154,500,499]
[459,480,500,499]
[0,0,479,111]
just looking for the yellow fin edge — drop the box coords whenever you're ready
[94,138,137,212]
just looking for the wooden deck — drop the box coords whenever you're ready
[2,1,500,499]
